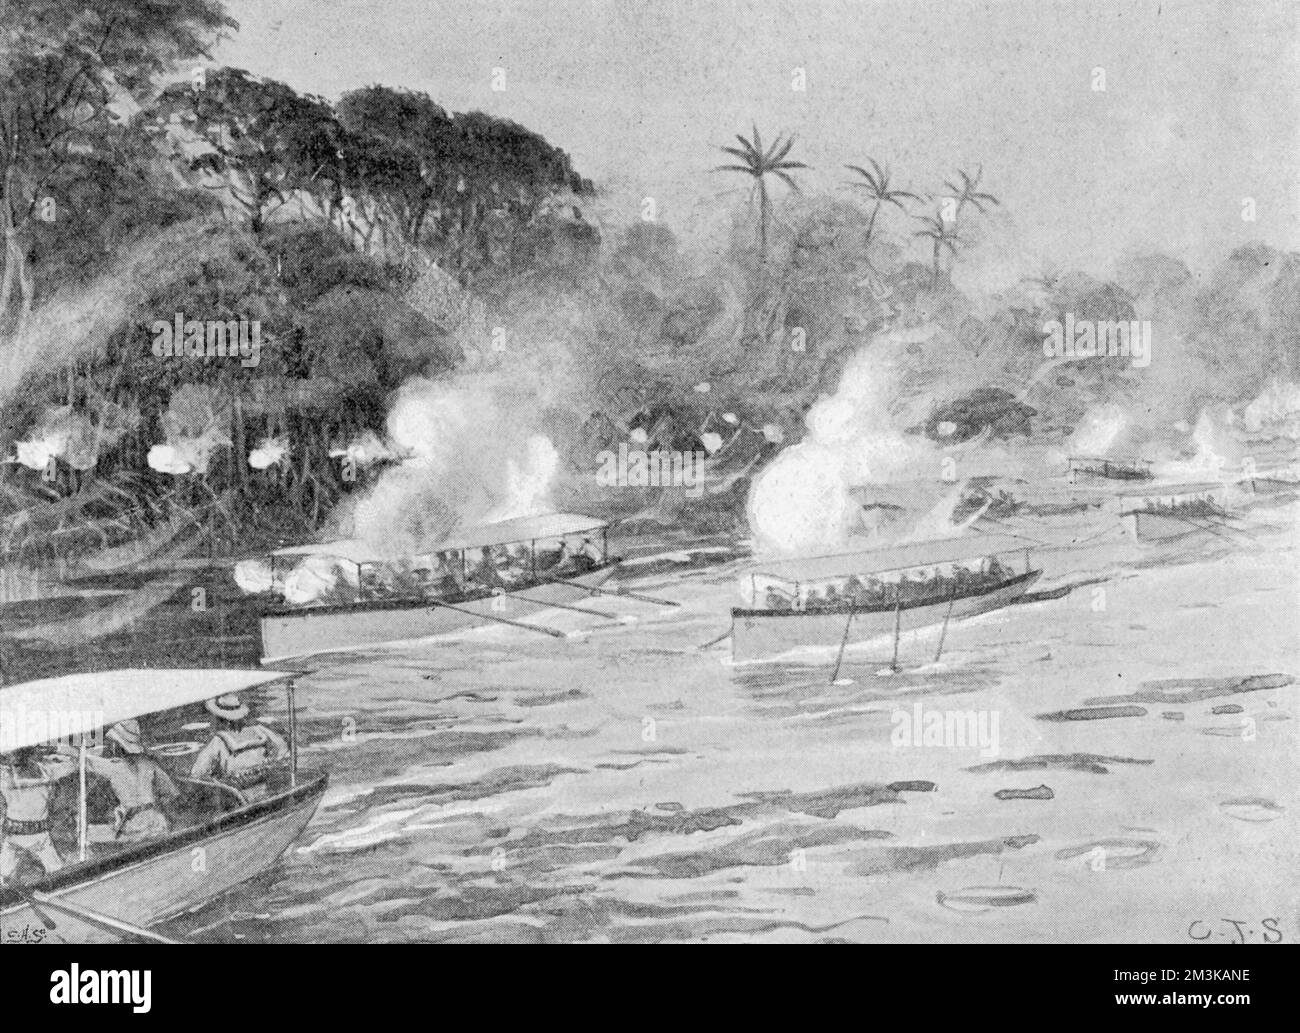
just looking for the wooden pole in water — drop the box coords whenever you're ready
[890,586,903,672]
[933,585,958,663]
[829,603,857,683]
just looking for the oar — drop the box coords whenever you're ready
[889,590,904,673]
[18,888,182,944]
[425,597,566,638]
[506,590,618,619]
[696,626,734,650]
[542,577,680,607]
[829,604,857,684]
[1184,513,1257,541]
[933,586,958,663]
[1158,511,1247,542]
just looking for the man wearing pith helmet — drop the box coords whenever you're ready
[190,694,290,799]
[61,719,178,842]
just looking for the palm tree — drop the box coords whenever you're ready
[913,210,965,289]
[914,167,999,289]
[844,159,920,247]
[944,166,1000,220]
[713,125,808,261]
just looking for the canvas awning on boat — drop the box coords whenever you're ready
[271,513,608,566]
[1114,481,1226,500]
[432,513,607,552]
[750,533,1038,584]
[0,669,296,752]
[271,538,388,565]
[1068,454,1151,467]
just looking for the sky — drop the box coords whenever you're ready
[215,0,1299,282]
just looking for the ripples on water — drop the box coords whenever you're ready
[166,521,1299,944]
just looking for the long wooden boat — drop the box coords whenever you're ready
[1067,455,1152,483]
[730,534,1041,663]
[1116,482,1229,542]
[1240,475,1300,496]
[0,669,324,944]
[260,512,618,663]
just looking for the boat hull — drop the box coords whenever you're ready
[1122,510,1211,542]
[1243,477,1300,496]
[730,571,1041,663]
[260,566,619,663]
[0,774,326,943]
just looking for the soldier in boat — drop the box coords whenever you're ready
[534,537,568,574]
[495,543,532,585]
[507,543,534,583]
[470,546,509,590]
[190,695,290,801]
[570,536,604,573]
[764,584,795,610]
[995,555,1013,581]
[0,744,77,884]
[57,720,179,842]
[428,551,467,597]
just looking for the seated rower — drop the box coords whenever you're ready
[764,585,794,610]
[861,577,886,605]
[569,537,603,573]
[190,695,290,800]
[472,548,509,590]
[507,543,535,583]
[986,556,1011,583]
[0,745,77,884]
[428,551,467,597]
[60,720,178,842]
[534,539,570,575]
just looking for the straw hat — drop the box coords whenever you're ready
[205,694,250,722]
[106,719,144,755]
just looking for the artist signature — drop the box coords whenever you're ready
[1,923,48,944]
[1187,918,1284,943]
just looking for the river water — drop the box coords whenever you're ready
[164,503,1300,944]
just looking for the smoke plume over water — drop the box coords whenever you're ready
[747,344,934,556]
[347,376,560,556]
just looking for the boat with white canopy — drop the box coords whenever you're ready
[0,668,323,943]
[1066,454,1153,483]
[259,512,619,663]
[729,534,1041,663]
[1115,482,1230,542]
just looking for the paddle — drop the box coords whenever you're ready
[1153,511,1244,543]
[829,603,857,684]
[505,590,618,620]
[424,597,566,638]
[541,576,680,607]
[17,888,182,944]
[889,589,904,673]
[933,585,958,663]
[696,626,734,650]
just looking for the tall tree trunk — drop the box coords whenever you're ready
[865,203,880,248]
[758,179,769,262]
[0,171,25,327]
[231,392,248,493]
